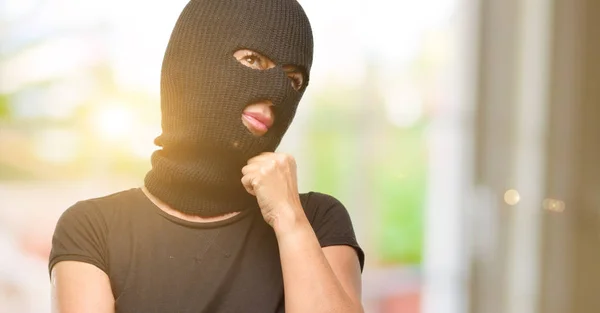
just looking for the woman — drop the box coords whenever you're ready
[49,0,365,312]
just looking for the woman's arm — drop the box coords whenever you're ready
[242,152,364,313]
[275,213,364,313]
[51,261,115,313]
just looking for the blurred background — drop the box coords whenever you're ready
[0,0,599,312]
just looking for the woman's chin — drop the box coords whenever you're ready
[248,128,267,137]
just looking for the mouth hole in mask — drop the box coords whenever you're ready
[241,101,275,137]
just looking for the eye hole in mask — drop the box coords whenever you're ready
[233,49,306,91]
[233,49,275,70]
[282,65,304,91]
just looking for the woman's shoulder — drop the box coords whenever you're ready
[299,191,364,268]
[58,188,144,226]
[299,191,350,226]
[80,187,143,207]
[48,189,142,276]
[299,191,343,209]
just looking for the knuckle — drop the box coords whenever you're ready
[277,154,294,167]
[276,155,287,164]
[260,167,269,175]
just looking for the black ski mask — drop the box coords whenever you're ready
[144,0,314,216]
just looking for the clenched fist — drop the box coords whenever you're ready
[241,152,306,232]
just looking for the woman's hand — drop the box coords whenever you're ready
[241,152,306,232]
[242,152,364,313]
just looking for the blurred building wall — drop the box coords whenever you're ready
[469,0,550,312]
[541,0,600,312]
[469,0,600,312]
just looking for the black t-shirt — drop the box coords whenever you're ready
[49,188,364,313]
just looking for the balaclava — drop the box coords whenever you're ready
[144,0,314,217]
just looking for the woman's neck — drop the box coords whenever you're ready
[141,186,241,223]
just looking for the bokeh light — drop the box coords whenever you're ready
[504,189,521,206]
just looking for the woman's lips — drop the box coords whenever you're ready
[242,110,273,134]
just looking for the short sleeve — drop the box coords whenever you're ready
[48,201,109,277]
[305,192,365,271]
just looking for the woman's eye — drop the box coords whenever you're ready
[290,76,301,90]
[234,49,275,70]
[242,53,270,70]
[244,55,258,65]
[285,70,304,91]
[243,55,262,69]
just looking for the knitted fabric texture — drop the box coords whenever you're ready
[145,0,314,216]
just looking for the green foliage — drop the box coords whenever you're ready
[373,124,427,264]
[306,87,427,265]
[0,163,36,180]
[0,94,11,120]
